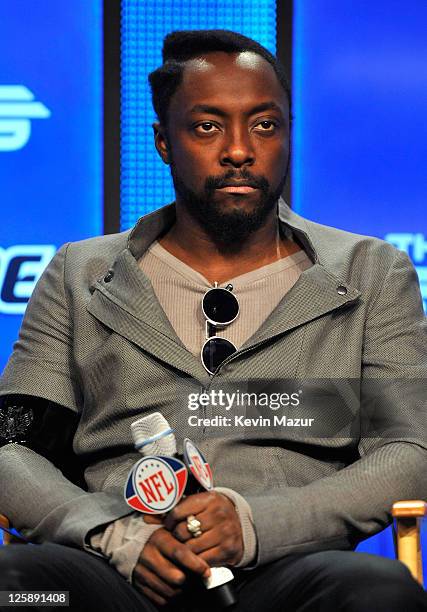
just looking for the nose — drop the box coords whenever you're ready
[220,126,255,168]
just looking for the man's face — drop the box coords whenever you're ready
[154,51,290,246]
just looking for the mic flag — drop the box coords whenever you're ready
[124,455,187,514]
[183,438,213,491]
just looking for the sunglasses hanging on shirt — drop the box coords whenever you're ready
[201,283,239,375]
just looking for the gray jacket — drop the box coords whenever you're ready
[1,200,426,565]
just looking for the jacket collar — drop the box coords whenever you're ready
[125,198,342,269]
[239,199,361,349]
[126,202,176,259]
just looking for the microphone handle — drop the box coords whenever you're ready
[204,568,238,608]
[174,455,237,607]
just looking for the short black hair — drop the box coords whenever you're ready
[148,29,291,127]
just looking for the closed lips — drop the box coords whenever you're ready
[216,184,258,193]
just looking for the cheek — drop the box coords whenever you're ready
[174,159,205,185]
[275,145,290,172]
[171,144,214,184]
[255,136,288,159]
[256,143,289,179]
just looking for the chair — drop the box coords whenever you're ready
[392,500,426,586]
[0,514,27,546]
[0,500,425,586]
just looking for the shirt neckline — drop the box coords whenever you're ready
[144,240,310,288]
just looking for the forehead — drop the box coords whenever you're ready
[169,51,287,117]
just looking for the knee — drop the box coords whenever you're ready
[351,556,425,609]
[0,545,43,590]
[336,552,413,582]
[320,553,426,610]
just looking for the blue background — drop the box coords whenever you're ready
[293,0,427,312]
[0,0,103,372]
[292,0,426,568]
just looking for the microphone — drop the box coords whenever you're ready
[125,413,188,515]
[125,412,237,608]
[131,412,176,455]
[131,413,212,496]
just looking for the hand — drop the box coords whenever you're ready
[143,513,163,525]
[132,526,211,607]
[163,491,244,568]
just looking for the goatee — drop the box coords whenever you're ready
[170,166,287,253]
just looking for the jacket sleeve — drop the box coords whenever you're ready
[0,245,133,550]
[244,249,427,566]
[0,443,133,551]
[0,244,80,409]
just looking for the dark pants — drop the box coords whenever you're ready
[0,543,426,611]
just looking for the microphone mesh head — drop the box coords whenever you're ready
[131,412,177,456]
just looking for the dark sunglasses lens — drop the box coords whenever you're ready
[202,338,236,374]
[203,288,239,325]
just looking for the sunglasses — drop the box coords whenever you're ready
[201,282,239,375]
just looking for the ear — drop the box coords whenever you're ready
[153,122,170,165]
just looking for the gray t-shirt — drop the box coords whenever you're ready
[139,239,313,356]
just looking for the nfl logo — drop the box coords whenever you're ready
[125,456,188,514]
[183,438,213,491]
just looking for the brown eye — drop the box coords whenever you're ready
[257,120,276,131]
[196,122,217,133]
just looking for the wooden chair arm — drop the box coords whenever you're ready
[392,500,426,586]
[392,500,427,518]
[0,513,28,545]
[0,513,12,545]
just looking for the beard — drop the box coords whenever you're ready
[170,164,287,252]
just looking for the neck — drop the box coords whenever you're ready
[158,202,300,284]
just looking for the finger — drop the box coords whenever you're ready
[185,521,242,559]
[187,522,243,566]
[133,563,183,600]
[184,529,219,555]
[198,544,242,567]
[159,537,211,578]
[172,508,221,542]
[140,540,186,587]
[143,513,164,525]
[148,528,211,579]
[136,584,168,607]
[164,492,215,530]
[172,525,192,543]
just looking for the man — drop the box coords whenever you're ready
[0,30,426,612]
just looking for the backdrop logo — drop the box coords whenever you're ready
[0,245,56,314]
[0,86,51,152]
[385,233,427,312]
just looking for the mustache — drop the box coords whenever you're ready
[205,170,270,192]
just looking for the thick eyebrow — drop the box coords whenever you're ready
[188,101,284,118]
